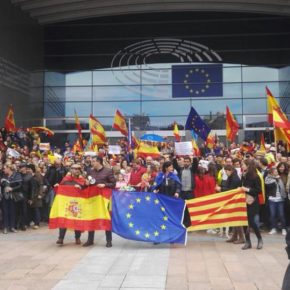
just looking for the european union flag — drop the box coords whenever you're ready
[172,64,223,98]
[112,191,187,244]
[185,107,211,141]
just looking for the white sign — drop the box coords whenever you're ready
[39,143,50,151]
[108,145,121,155]
[84,151,97,157]
[175,142,193,156]
[6,148,20,158]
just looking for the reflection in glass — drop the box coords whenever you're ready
[93,86,140,101]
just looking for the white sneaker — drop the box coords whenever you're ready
[282,229,287,236]
[269,228,277,235]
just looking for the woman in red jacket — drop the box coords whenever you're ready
[193,164,217,198]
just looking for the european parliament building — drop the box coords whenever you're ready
[1,0,290,145]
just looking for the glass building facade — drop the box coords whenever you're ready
[43,63,290,144]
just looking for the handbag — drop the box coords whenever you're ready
[246,194,255,205]
[12,192,25,202]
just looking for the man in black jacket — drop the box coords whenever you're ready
[83,156,116,248]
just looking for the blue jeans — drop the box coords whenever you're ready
[269,200,286,229]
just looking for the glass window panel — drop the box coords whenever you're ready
[242,82,279,98]
[93,101,140,117]
[148,116,188,130]
[44,72,66,86]
[223,83,242,99]
[142,85,172,100]
[66,87,92,101]
[66,71,92,86]
[93,86,140,101]
[46,119,90,130]
[45,87,66,102]
[93,69,141,86]
[65,102,92,117]
[191,99,242,115]
[223,66,241,83]
[142,100,190,116]
[242,66,279,82]
[243,99,267,114]
[44,103,66,118]
[244,115,268,128]
[141,68,171,85]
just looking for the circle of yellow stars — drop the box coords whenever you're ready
[183,68,211,96]
[125,195,168,240]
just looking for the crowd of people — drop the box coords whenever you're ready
[0,126,290,250]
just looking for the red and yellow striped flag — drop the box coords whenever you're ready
[49,185,112,231]
[186,188,248,231]
[113,110,128,136]
[173,122,181,142]
[226,106,239,142]
[89,114,106,145]
[5,104,16,132]
[135,142,160,159]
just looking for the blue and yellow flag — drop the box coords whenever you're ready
[112,191,187,244]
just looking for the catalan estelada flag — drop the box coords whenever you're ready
[186,188,248,231]
[5,104,16,132]
[173,122,181,142]
[89,114,107,145]
[49,185,112,231]
[226,106,239,142]
[113,110,128,136]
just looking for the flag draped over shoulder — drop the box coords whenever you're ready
[49,185,112,231]
[226,106,239,142]
[5,104,16,132]
[89,114,107,145]
[185,107,210,141]
[186,188,248,231]
[113,110,128,136]
[173,122,181,142]
[112,191,187,244]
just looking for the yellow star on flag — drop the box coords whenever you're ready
[161,224,166,230]
[163,216,168,221]
[126,213,131,218]
[145,196,151,201]
[154,231,159,236]
[129,204,134,209]
[145,232,150,238]
[135,230,140,235]
[160,207,165,212]
[128,222,134,228]
[136,198,141,203]
[154,199,159,204]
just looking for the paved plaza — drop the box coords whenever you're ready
[0,226,288,290]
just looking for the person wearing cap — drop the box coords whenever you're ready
[56,163,87,245]
[83,156,116,248]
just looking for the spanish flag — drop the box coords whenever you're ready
[260,133,266,152]
[186,188,248,231]
[173,122,181,142]
[267,87,290,147]
[89,114,106,145]
[226,106,239,142]
[29,127,54,137]
[136,142,160,159]
[206,131,216,149]
[4,104,16,132]
[49,185,112,231]
[74,110,83,149]
[113,110,128,136]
